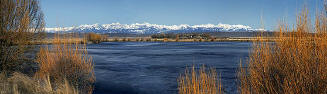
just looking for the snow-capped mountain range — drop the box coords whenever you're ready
[45,22,263,34]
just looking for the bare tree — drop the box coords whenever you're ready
[0,0,44,74]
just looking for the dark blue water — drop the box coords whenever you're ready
[87,42,251,94]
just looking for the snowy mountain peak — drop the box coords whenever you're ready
[45,22,260,34]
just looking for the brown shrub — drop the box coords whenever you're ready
[164,38,168,42]
[178,65,223,94]
[238,6,327,94]
[35,35,95,94]
[87,32,106,43]
[0,0,45,74]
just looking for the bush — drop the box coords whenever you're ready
[87,32,105,43]
[0,0,44,74]
[178,65,223,94]
[35,35,95,94]
[238,6,327,94]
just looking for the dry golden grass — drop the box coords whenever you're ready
[35,34,95,94]
[0,72,78,94]
[178,65,223,94]
[238,6,327,94]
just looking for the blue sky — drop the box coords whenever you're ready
[41,0,324,30]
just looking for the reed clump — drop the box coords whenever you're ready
[178,65,223,94]
[238,6,327,94]
[35,34,95,94]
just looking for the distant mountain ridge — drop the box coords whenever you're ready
[45,23,264,34]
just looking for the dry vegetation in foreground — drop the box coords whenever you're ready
[35,34,95,94]
[0,0,83,93]
[0,72,78,94]
[0,34,95,94]
[238,5,327,94]
[178,65,223,94]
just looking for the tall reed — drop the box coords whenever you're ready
[238,5,327,94]
[178,65,223,94]
[35,34,95,94]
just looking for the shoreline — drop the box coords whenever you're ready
[29,37,276,45]
[102,37,275,42]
